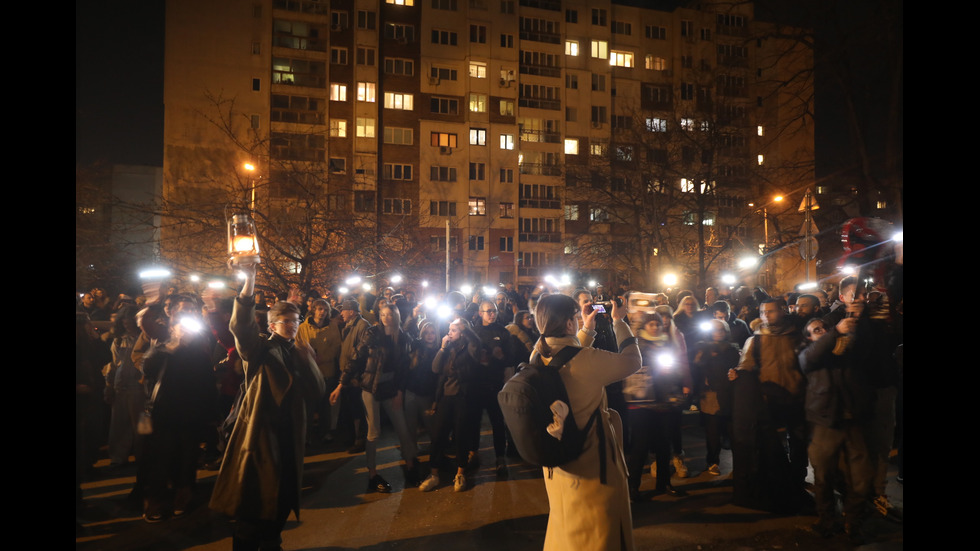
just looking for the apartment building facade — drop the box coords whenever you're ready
[163,0,813,290]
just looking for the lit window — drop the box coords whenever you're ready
[564,205,579,221]
[680,178,711,194]
[469,61,487,78]
[500,134,515,150]
[468,197,487,216]
[499,202,514,218]
[645,55,666,70]
[384,92,414,110]
[499,100,515,116]
[385,0,413,5]
[564,139,579,155]
[700,121,710,131]
[565,40,579,56]
[470,128,487,145]
[329,83,347,101]
[646,117,667,132]
[591,40,608,59]
[757,154,764,165]
[356,117,375,137]
[357,82,376,102]
[590,142,606,156]
[430,132,458,148]
[330,119,347,137]
[609,50,633,67]
[470,93,487,112]
[681,117,694,130]
[757,125,764,136]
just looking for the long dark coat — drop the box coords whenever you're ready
[209,297,325,520]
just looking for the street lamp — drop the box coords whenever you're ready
[243,162,257,212]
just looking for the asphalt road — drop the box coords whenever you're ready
[77,411,903,550]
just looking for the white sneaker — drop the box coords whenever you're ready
[672,454,688,478]
[453,473,467,492]
[419,474,440,492]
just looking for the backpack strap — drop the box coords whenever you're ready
[546,345,608,484]
[542,345,581,369]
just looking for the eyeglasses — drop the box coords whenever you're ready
[274,318,301,326]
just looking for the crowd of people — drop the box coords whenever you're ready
[76,257,903,548]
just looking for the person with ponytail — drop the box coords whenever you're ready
[533,294,641,551]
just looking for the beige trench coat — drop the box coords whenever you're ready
[537,319,641,551]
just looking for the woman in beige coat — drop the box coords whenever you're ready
[532,294,641,551]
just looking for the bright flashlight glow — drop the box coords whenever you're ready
[424,297,437,309]
[207,280,226,289]
[361,282,371,292]
[421,280,429,288]
[139,268,172,280]
[236,271,246,280]
[338,286,349,294]
[699,321,714,332]
[189,274,201,283]
[841,265,856,275]
[893,231,903,242]
[721,273,736,285]
[345,275,361,285]
[178,317,203,333]
[436,304,453,319]
[656,352,674,368]
[391,274,403,284]
[483,286,495,297]
[663,273,678,286]
[560,274,571,286]
[588,280,597,288]
[798,281,818,291]
[738,257,759,269]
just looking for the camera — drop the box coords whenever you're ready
[626,292,659,314]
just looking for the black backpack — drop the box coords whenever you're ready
[497,346,608,483]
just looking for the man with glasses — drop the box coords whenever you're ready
[210,263,325,551]
[471,301,517,476]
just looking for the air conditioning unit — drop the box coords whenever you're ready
[439,146,453,155]
[591,121,603,128]
[428,76,441,85]
[499,78,508,87]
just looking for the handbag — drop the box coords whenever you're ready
[137,365,165,435]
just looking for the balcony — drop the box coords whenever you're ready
[519,163,562,176]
